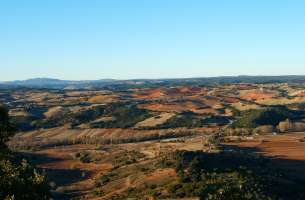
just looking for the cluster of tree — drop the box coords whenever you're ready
[68,105,105,127]
[0,106,50,199]
[32,105,105,129]
[277,119,305,133]
[111,150,305,200]
[286,103,305,111]
[9,105,48,131]
[18,102,152,130]
[15,130,195,151]
[231,107,304,129]
[13,102,147,130]
[167,151,305,200]
[154,112,205,129]
[224,126,273,136]
[10,115,36,131]
[149,112,230,129]
[90,102,151,128]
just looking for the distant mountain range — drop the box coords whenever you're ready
[2,78,115,85]
[0,78,119,89]
[1,76,305,89]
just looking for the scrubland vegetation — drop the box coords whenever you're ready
[166,151,305,200]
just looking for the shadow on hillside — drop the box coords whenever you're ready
[19,151,94,199]
[19,151,64,165]
[176,148,305,200]
[219,143,305,182]
[18,151,92,186]
[19,145,305,199]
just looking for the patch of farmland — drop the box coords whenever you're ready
[240,89,278,101]
[257,97,305,105]
[44,106,68,119]
[193,108,219,115]
[224,132,305,177]
[232,102,261,111]
[26,92,63,102]
[11,127,211,149]
[133,88,165,99]
[178,86,203,94]
[134,168,177,187]
[87,94,118,104]
[135,113,176,128]
[201,97,223,108]
[222,96,240,104]
[164,86,204,96]
[140,101,205,113]
[91,116,116,124]
[9,109,32,117]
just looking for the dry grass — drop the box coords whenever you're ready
[257,97,305,105]
[135,113,175,128]
[232,102,261,111]
[9,109,31,117]
[44,106,67,118]
[11,127,212,150]
[88,95,118,104]
[226,132,305,161]
[240,89,278,101]
[140,101,206,113]
[133,88,165,99]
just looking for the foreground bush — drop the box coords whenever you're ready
[0,106,50,200]
[0,159,50,200]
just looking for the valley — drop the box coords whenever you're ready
[2,79,305,199]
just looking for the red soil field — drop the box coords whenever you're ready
[133,88,165,99]
[240,90,277,101]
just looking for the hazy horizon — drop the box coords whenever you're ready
[2,0,305,81]
[3,74,305,83]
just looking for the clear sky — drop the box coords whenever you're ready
[1,0,305,81]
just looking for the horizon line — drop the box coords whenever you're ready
[2,74,305,83]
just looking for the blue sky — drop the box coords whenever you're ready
[1,0,305,81]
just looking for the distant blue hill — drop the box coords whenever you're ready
[1,76,305,89]
[0,78,118,89]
